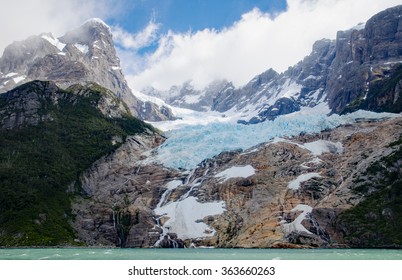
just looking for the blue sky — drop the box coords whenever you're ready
[108,0,287,34]
[1,0,401,91]
[108,0,288,57]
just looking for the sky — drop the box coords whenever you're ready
[1,0,401,91]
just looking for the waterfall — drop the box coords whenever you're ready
[112,203,117,228]
[153,179,183,247]
[112,202,124,247]
[156,188,172,209]
[184,169,195,185]
[307,213,330,242]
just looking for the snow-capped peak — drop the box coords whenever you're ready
[82,18,111,33]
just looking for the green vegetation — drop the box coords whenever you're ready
[340,94,366,115]
[0,81,154,246]
[338,142,402,248]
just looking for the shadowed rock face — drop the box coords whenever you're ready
[0,80,132,130]
[0,19,174,122]
[326,5,402,114]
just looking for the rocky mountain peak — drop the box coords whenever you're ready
[0,19,174,121]
[59,18,115,59]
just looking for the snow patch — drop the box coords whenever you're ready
[12,75,26,84]
[74,44,89,54]
[41,34,66,51]
[301,158,323,168]
[154,193,225,240]
[84,18,111,31]
[5,72,18,78]
[303,140,343,156]
[183,94,201,104]
[287,173,321,190]
[276,79,302,99]
[282,204,313,235]
[215,165,255,182]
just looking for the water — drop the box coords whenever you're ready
[0,248,401,260]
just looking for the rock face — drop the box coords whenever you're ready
[71,132,183,247]
[0,80,161,246]
[0,80,131,130]
[326,5,402,113]
[71,113,402,248]
[0,19,174,121]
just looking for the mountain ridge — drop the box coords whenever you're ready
[0,19,174,122]
[141,5,402,125]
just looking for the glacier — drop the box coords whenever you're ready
[153,110,399,170]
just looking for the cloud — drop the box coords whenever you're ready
[126,0,402,91]
[112,20,162,79]
[0,0,121,56]
[112,20,160,50]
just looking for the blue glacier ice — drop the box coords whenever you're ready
[154,110,399,170]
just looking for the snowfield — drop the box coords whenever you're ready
[214,165,256,182]
[287,173,322,190]
[281,204,313,235]
[153,110,398,170]
[154,179,226,240]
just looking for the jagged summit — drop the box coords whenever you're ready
[60,18,113,47]
[83,17,111,29]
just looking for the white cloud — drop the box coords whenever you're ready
[0,0,120,56]
[112,20,161,76]
[127,0,402,91]
[112,20,160,50]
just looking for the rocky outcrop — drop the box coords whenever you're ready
[0,19,174,121]
[0,81,131,130]
[0,81,57,129]
[71,132,183,247]
[325,5,402,113]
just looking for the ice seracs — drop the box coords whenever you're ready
[153,110,398,170]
